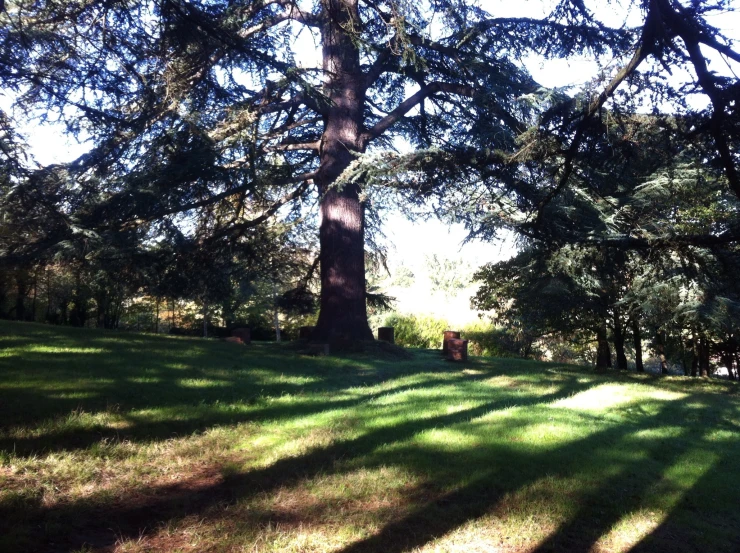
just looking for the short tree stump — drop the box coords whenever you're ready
[442,331,461,355]
[378,327,395,343]
[446,339,469,361]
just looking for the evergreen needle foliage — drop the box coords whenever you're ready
[3,1,739,339]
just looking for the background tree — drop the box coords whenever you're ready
[2,0,740,345]
[474,110,740,371]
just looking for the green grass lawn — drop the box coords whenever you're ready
[1,321,738,553]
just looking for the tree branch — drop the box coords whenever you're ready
[654,0,740,201]
[262,140,321,153]
[257,90,326,117]
[275,0,321,27]
[530,9,657,228]
[120,170,318,229]
[575,230,740,250]
[207,179,314,241]
[362,82,474,143]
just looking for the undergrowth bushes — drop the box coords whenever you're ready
[382,313,449,349]
[382,313,522,357]
[460,320,519,357]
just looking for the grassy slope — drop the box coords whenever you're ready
[0,322,738,553]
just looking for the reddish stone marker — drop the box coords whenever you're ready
[447,339,469,361]
[231,327,251,344]
[299,326,315,339]
[378,327,395,343]
[442,331,461,355]
[225,337,244,345]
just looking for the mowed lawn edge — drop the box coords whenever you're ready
[1,321,738,553]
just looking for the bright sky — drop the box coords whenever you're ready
[4,0,740,273]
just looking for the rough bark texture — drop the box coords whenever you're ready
[312,0,373,342]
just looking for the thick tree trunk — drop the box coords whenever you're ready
[613,308,628,370]
[722,352,736,380]
[313,0,372,342]
[632,318,644,372]
[699,337,710,377]
[596,323,612,369]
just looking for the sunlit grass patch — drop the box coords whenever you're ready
[592,509,664,553]
[11,344,110,355]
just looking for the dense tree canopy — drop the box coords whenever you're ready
[1,0,740,348]
[473,116,740,374]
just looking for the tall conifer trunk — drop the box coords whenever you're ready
[613,308,628,370]
[313,0,373,342]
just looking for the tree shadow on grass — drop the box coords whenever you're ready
[1,323,572,458]
[0,374,597,552]
[335,394,740,553]
[4,383,739,553]
[625,461,740,553]
[2,324,738,553]
[0,370,493,457]
[0,326,460,454]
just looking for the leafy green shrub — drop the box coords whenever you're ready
[383,313,449,349]
[461,321,537,357]
[461,321,503,357]
[382,315,543,357]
